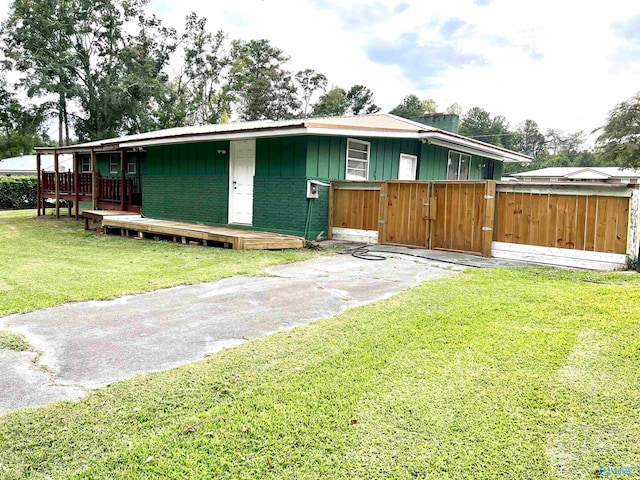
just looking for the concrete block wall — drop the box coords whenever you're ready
[143,175,228,224]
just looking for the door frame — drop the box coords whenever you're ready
[398,153,418,180]
[228,139,256,225]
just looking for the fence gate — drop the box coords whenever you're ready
[379,180,494,256]
[379,181,432,247]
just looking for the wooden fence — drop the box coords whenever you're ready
[494,186,629,255]
[328,180,639,269]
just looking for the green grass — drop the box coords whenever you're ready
[0,267,638,479]
[0,331,30,351]
[0,210,316,317]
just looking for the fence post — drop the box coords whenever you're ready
[482,181,496,257]
[378,182,389,245]
[627,186,640,272]
[328,182,334,240]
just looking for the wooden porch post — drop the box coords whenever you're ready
[120,149,127,211]
[91,149,98,209]
[36,153,41,216]
[74,152,80,219]
[54,151,60,219]
[481,180,497,258]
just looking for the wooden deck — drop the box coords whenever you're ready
[96,215,306,250]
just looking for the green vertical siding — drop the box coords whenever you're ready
[417,143,449,180]
[493,160,503,180]
[306,136,421,181]
[256,137,307,178]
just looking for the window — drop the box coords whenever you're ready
[447,151,471,180]
[127,161,137,174]
[80,156,91,173]
[109,154,120,174]
[346,138,370,180]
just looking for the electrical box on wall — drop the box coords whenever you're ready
[306,180,319,199]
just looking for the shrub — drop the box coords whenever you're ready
[0,176,37,209]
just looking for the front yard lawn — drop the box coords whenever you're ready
[1,263,638,479]
[0,210,316,317]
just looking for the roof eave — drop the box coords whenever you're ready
[420,131,533,163]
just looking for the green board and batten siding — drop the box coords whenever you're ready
[138,135,502,241]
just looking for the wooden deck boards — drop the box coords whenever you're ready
[98,215,305,250]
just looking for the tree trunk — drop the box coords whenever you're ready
[63,93,70,146]
[58,102,63,147]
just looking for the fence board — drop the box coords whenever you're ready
[332,188,380,231]
[494,190,630,255]
[328,181,633,259]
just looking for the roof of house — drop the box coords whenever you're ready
[512,166,640,179]
[35,113,533,163]
[0,154,74,175]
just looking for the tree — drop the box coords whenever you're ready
[164,13,229,128]
[596,92,640,168]
[312,84,380,117]
[346,85,380,115]
[311,87,348,117]
[295,69,327,117]
[3,0,177,142]
[3,0,75,145]
[459,107,514,148]
[446,102,463,116]
[514,120,546,157]
[0,76,51,158]
[389,94,437,119]
[228,39,300,121]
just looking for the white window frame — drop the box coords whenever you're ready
[109,154,120,174]
[447,151,472,180]
[80,157,92,173]
[398,153,418,180]
[346,138,370,181]
[127,161,137,175]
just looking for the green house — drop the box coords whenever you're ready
[36,114,532,239]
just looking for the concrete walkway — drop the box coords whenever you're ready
[0,254,465,414]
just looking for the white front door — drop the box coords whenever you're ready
[398,154,417,180]
[228,139,256,225]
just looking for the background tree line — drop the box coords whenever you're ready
[0,0,380,155]
[0,0,637,170]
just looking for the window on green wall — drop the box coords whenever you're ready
[109,154,120,174]
[80,157,91,173]
[346,138,370,180]
[447,151,471,180]
[127,161,136,174]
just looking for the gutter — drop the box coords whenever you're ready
[420,131,533,163]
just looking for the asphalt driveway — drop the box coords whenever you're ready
[0,254,464,414]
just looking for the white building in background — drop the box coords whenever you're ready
[0,154,74,176]
[511,167,640,184]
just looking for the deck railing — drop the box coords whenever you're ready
[40,171,139,208]
[41,172,93,196]
[97,177,135,204]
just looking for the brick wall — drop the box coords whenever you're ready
[252,176,329,239]
[142,175,228,224]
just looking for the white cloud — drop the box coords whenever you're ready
[1,0,639,144]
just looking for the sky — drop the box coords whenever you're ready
[1,0,639,145]
[149,0,640,143]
